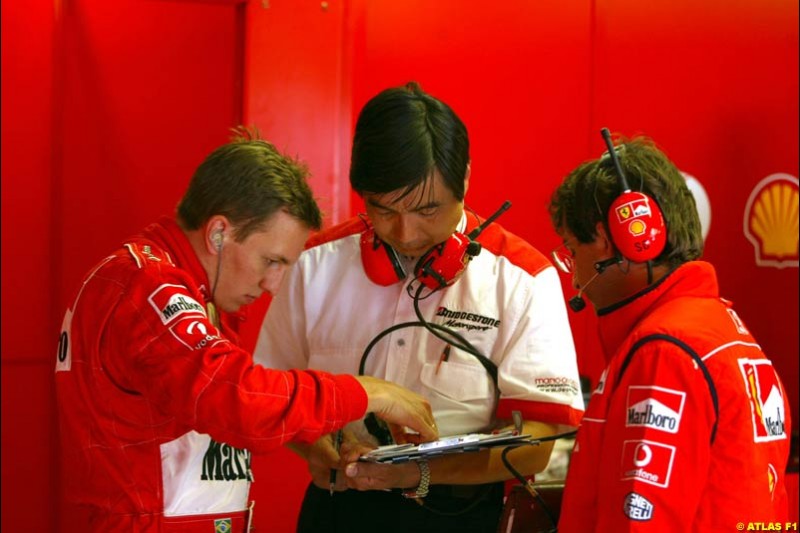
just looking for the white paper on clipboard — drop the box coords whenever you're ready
[358,431,531,463]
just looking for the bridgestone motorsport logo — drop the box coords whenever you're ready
[626,386,686,434]
[435,306,500,332]
[148,284,206,325]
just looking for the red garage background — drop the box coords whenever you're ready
[2,1,797,531]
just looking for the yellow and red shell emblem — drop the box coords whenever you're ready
[744,173,799,268]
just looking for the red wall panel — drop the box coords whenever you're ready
[1,1,244,531]
[1,1,60,530]
[1,0,56,361]
[243,0,353,225]
[53,1,243,311]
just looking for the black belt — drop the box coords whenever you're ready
[427,482,499,500]
[417,482,504,518]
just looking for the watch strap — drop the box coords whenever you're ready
[402,459,430,499]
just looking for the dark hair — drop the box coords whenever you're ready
[177,127,322,241]
[549,136,703,267]
[350,81,469,203]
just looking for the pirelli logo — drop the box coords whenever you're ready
[148,284,206,325]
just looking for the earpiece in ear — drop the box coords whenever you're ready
[211,231,223,250]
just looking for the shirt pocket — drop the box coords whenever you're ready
[419,360,493,401]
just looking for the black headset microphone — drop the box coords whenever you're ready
[568,257,619,312]
[415,200,512,290]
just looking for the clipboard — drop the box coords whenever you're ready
[359,431,531,463]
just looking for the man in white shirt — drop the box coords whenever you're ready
[254,82,583,533]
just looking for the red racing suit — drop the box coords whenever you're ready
[55,217,368,532]
[559,261,791,532]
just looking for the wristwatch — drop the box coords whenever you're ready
[402,459,431,499]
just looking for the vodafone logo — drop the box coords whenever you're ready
[620,439,676,488]
[633,443,653,467]
[169,318,223,351]
[186,321,208,336]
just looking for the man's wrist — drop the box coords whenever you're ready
[402,459,430,499]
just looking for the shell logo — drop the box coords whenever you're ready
[743,173,799,269]
[629,219,646,236]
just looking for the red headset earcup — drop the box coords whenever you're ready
[360,229,407,286]
[607,191,667,262]
[414,232,477,290]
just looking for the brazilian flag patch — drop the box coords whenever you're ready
[214,518,232,533]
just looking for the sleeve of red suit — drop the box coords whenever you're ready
[101,266,368,453]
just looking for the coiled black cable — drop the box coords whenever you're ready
[499,431,577,532]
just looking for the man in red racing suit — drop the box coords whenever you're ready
[55,132,436,532]
[549,133,791,531]
[560,261,791,531]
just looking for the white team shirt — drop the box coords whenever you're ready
[254,213,584,441]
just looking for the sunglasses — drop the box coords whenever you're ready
[551,241,574,274]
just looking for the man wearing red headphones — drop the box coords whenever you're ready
[549,134,792,531]
[254,83,584,532]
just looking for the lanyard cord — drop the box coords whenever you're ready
[357,282,500,398]
[206,245,223,328]
[409,283,500,391]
